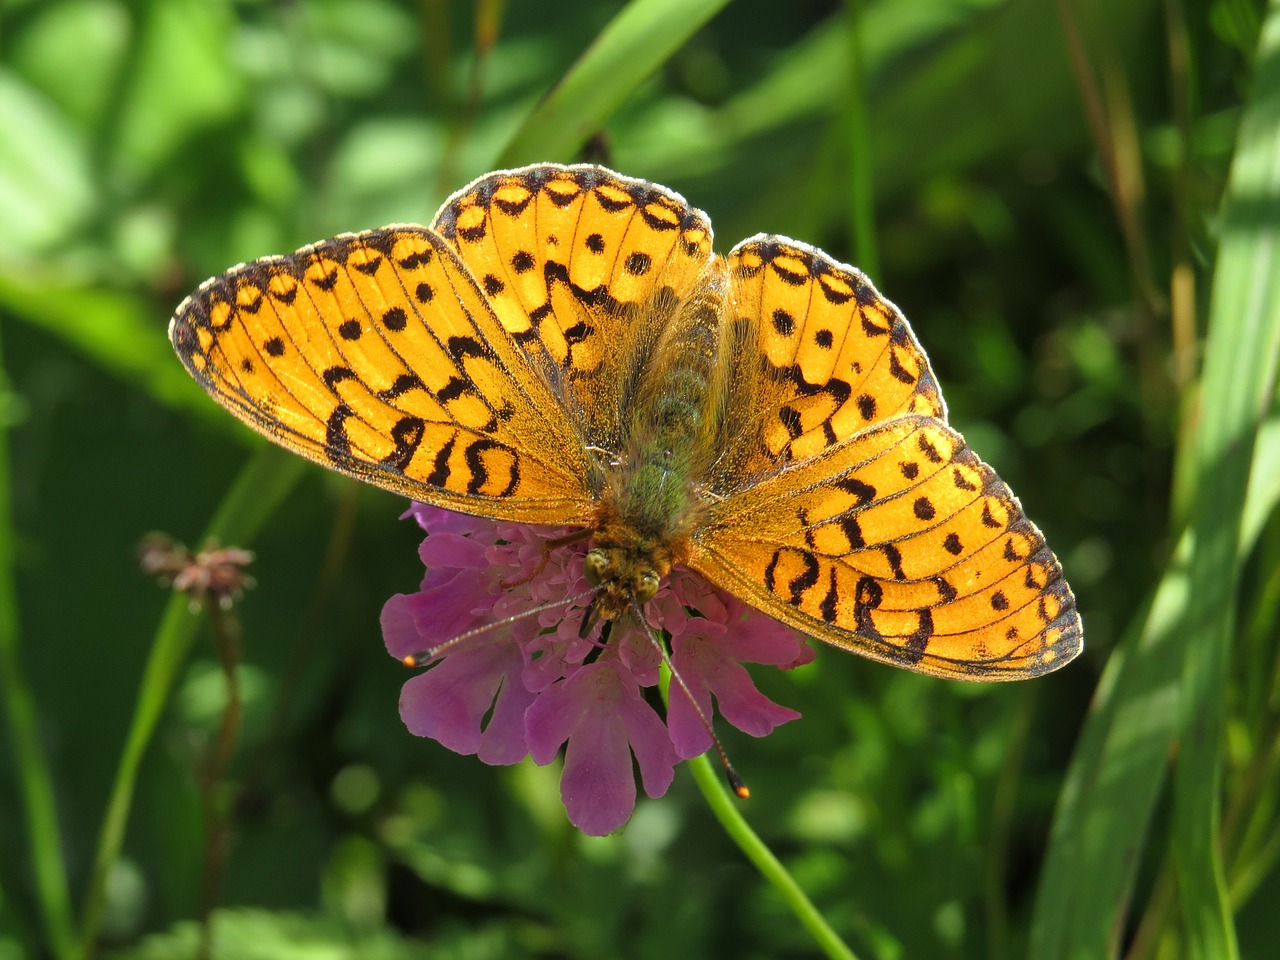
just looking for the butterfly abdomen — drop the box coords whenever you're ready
[584,268,731,616]
[612,273,727,532]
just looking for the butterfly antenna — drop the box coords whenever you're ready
[401,586,598,667]
[633,605,750,800]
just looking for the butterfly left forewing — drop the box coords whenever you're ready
[723,235,945,476]
[171,226,596,525]
[689,416,1082,679]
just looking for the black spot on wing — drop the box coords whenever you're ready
[323,365,356,390]
[836,476,876,505]
[786,553,820,606]
[903,608,933,663]
[378,373,425,401]
[426,435,455,486]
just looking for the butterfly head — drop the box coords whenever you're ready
[582,546,662,620]
[582,515,690,620]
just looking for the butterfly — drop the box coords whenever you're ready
[170,163,1082,680]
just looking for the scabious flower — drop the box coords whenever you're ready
[381,502,814,835]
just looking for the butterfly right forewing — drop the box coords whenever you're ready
[171,225,597,525]
[713,236,945,491]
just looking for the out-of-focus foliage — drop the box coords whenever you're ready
[1,1,1277,959]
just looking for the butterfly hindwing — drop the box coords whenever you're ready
[691,413,1081,679]
[170,226,595,525]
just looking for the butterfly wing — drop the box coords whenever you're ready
[170,226,596,525]
[692,236,1082,679]
[712,235,947,482]
[691,416,1081,678]
[432,164,716,457]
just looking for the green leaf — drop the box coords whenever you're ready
[1173,2,1280,954]
[1030,5,1280,956]
[497,0,733,166]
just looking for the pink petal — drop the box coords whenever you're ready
[667,625,802,758]
[419,530,491,570]
[399,571,490,650]
[408,503,482,536]
[398,640,529,762]
[526,661,677,835]
[381,593,421,660]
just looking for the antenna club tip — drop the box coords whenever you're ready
[401,654,419,668]
[735,785,751,799]
[727,769,749,799]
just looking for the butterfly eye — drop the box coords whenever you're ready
[636,571,660,603]
[583,550,608,586]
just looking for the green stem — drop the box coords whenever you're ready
[0,310,77,960]
[658,662,857,959]
[77,445,304,960]
[843,0,879,281]
[197,601,244,960]
[686,753,860,960]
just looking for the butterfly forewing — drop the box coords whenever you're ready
[433,165,715,456]
[170,226,595,525]
[727,237,946,471]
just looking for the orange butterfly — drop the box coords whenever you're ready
[171,164,1082,680]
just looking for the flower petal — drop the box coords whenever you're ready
[667,627,802,758]
[398,641,529,762]
[526,661,676,835]
[381,592,421,660]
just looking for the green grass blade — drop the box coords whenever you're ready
[496,0,732,166]
[1031,6,1280,957]
[0,324,77,960]
[78,445,305,959]
[0,275,202,418]
[1173,3,1280,954]
[1029,540,1185,960]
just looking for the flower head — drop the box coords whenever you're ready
[382,503,812,835]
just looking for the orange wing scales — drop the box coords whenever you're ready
[729,236,945,466]
[434,166,714,456]
[171,163,1082,681]
[171,226,595,525]
[690,418,1080,679]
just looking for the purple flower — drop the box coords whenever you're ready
[381,503,812,835]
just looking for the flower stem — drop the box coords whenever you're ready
[659,665,859,960]
[686,753,860,960]
[197,601,244,960]
[78,446,303,960]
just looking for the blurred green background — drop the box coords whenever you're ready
[3,0,1279,958]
